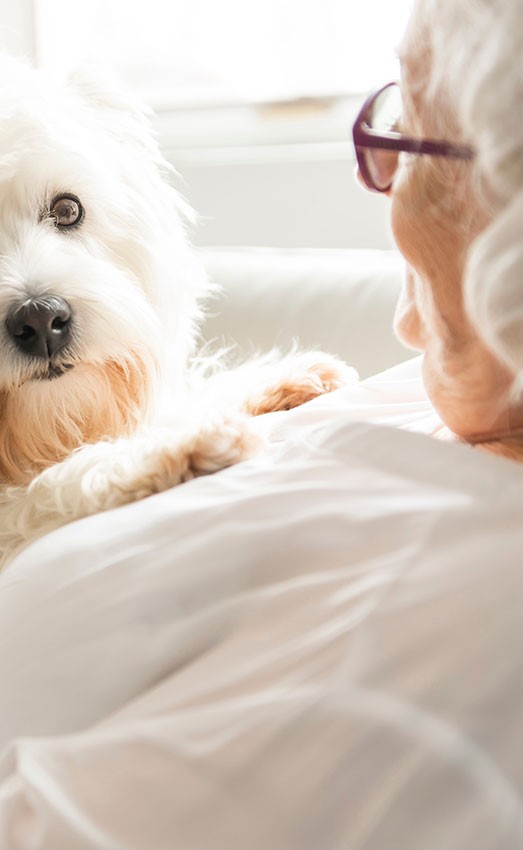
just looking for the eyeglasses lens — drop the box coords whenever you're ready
[365,85,402,191]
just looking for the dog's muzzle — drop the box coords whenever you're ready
[6,296,73,363]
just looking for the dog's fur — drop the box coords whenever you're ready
[0,56,352,568]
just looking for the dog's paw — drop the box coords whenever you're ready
[1,417,263,564]
[136,414,263,495]
[245,351,358,416]
[184,414,262,478]
[70,416,263,512]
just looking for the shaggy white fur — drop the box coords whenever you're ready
[0,55,353,568]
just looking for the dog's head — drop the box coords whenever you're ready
[0,56,207,484]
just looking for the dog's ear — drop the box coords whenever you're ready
[67,67,152,119]
[66,66,160,157]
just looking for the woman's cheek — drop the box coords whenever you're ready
[393,265,426,350]
[388,169,425,349]
[390,162,426,266]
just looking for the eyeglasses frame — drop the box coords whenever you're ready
[352,82,475,193]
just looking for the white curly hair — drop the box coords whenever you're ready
[406,0,523,383]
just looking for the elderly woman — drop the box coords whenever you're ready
[1,2,523,849]
[354,0,523,462]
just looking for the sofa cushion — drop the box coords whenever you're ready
[200,247,414,378]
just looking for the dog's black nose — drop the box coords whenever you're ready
[6,296,72,359]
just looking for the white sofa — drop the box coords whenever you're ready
[200,247,414,378]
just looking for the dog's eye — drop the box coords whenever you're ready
[50,194,84,228]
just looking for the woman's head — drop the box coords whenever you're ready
[397,0,523,367]
[363,0,523,444]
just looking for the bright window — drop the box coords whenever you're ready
[34,0,413,109]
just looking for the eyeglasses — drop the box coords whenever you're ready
[352,82,475,193]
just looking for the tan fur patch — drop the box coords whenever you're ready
[0,355,154,485]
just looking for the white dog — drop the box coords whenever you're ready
[0,56,352,568]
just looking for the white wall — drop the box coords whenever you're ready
[0,0,34,58]
[157,96,395,251]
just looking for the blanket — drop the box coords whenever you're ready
[1,358,523,849]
